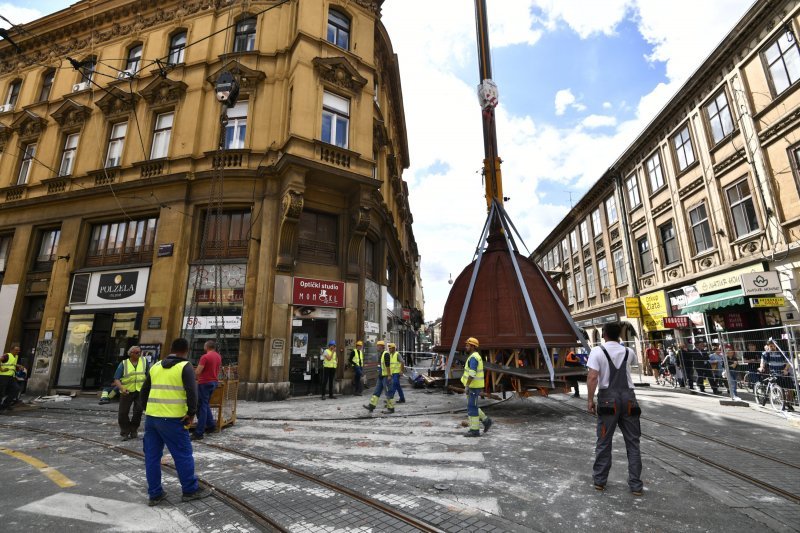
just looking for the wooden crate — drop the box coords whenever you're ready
[191,378,238,431]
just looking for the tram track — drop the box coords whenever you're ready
[0,417,447,533]
[545,396,800,505]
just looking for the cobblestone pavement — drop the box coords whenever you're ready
[0,380,798,532]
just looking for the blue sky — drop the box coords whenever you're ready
[1,0,756,319]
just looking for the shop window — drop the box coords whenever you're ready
[233,17,256,52]
[224,101,247,149]
[762,27,800,96]
[327,9,350,50]
[637,235,653,275]
[298,211,337,265]
[659,221,680,265]
[321,91,350,148]
[625,173,641,208]
[87,217,157,266]
[39,69,55,102]
[59,133,80,176]
[689,202,713,253]
[726,179,759,238]
[705,90,734,145]
[200,210,251,259]
[33,228,60,271]
[150,111,173,159]
[17,143,36,184]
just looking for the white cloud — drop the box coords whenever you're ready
[581,114,618,129]
[0,4,42,27]
[602,101,613,109]
[531,0,633,38]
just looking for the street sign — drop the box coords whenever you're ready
[749,297,786,308]
[740,271,781,296]
[624,297,641,318]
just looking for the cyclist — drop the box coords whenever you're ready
[760,341,795,412]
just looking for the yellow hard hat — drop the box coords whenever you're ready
[376,340,385,346]
[466,337,480,348]
[356,340,363,346]
[388,342,396,349]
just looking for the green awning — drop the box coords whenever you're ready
[678,288,745,315]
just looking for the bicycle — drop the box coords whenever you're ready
[753,374,785,412]
[658,365,678,388]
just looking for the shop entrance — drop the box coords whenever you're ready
[290,314,336,396]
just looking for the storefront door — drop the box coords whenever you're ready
[290,314,337,396]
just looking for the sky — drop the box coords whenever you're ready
[2,0,756,320]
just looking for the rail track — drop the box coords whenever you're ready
[0,417,447,533]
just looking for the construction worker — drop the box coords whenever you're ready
[462,337,493,437]
[140,337,210,506]
[349,340,365,395]
[364,340,395,414]
[388,343,406,403]
[0,345,23,412]
[112,346,148,440]
[321,340,337,399]
[565,349,582,398]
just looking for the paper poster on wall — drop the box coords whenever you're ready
[292,333,308,356]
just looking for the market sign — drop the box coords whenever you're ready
[663,316,690,329]
[292,277,345,308]
[640,290,669,331]
[696,263,764,294]
[624,297,641,318]
[740,271,781,296]
[183,315,242,329]
[749,297,786,308]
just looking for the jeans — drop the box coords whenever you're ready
[143,416,198,499]
[352,366,363,394]
[392,374,405,402]
[322,367,336,397]
[118,390,143,434]
[0,376,20,410]
[195,382,217,436]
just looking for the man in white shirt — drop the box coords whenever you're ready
[586,322,643,496]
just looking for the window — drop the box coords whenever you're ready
[150,112,174,159]
[598,257,610,289]
[570,230,577,252]
[224,102,247,149]
[80,59,96,83]
[298,211,338,264]
[591,209,602,237]
[672,125,695,172]
[125,44,142,75]
[567,276,575,304]
[327,9,350,49]
[645,151,665,192]
[59,134,79,176]
[689,202,713,254]
[637,236,653,274]
[561,237,569,259]
[87,217,157,266]
[575,271,584,301]
[726,179,759,238]
[105,122,127,168]
[17,143,36,185]
[705,90,734,144]
[0,235,10,276]
[579,220,589,247]
[5,80,21,107]
[233,18,256,52]
[605,196,618,225]
[659,221,680,265]
[34,229,60,270]
[201,210,251,259]
[626,173,641,208]
[168,32,187,65]
[763,29,800,95]
[552,246,560,267]
[586,263,596,297]
[39,70,55,102]
[321,91,350,148]
[613,248,627,284]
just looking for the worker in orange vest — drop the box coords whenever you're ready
[565,350,582,398]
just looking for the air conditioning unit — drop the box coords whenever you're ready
[117,69,135,80]
[0,103,13,113]
[72,81,90,92]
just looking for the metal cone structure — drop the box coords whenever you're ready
[436,0,590,395]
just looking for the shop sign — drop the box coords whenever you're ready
[147,316,162,329]
[183,315,242,330]
[593,313,619,325]
[364,321,379,334]
[640,290,669,332]
[292,277,345,308]
[749,297,786,308]
[97,271,138,300]
[663,316,690,329]
[624,297,641,318]
[78,267,150,309]
[576,319,593,328]
[741,271,781,296]
[402,308,411,320]
[668,285,700,311]
[293,306,337,319]
[696,263,764,294]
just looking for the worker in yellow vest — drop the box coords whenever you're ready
[462,337,493,437]
[364,340,396,413]
[140,338,210,506]
[0,345,23,412]
[388,343,406,404]
[349,340,365,395]
[112,346,148,440]
[321,340,338,399]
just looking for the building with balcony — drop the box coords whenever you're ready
[533,0,800,351]
[0,0,421,400]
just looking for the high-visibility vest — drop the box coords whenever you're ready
[461,352,485,389]
[120,358,147,392]
[145,361,189,418]
[352,349,364,367]
[389,351,402,374]
[323,348,337,368]
[379,351,391,377]
[0,352,17,376]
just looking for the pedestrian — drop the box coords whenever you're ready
[743,342,761,390]
[191,340,222,441]
[140,337,210,506]
[348,340,364,396]
[691,339,716,394]
[645,343,661,382]
[724,344,741,401]
[565,349,582,398]
[388,342,406,404]
[0,345,23,413]
[112,346,148,440]
[677,342,694,389]
[462,337,493,437]
[364,340,395,413]
[709,344,725,393]
[321,340,337,399]
[586,322,643,496]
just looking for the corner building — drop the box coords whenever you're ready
[533,0,800,350]
[0,0,421,400]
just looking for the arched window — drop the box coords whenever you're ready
[327,9,350,50]
[39,69,55,102]
[234,18,256,52]
[125,44,142,75]
[168,31,187,65]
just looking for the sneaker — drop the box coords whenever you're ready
[181,488,212,502]
[483,418,493,433]
[190,433,204,441]
[732,396,742,402]
[148,493,167,507]
[464,430,481,437]
[785,404,795,412]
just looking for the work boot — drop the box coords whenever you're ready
[181,488,212,502]
[190,433,204,441]
[363,404,375,412]
[482,418,493,433]
[464,430,481,437]
[148,493,167,507]
[398,399,406,403]
[129,430,138,440]
[382,408,395,414]
[98,398,110,405]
